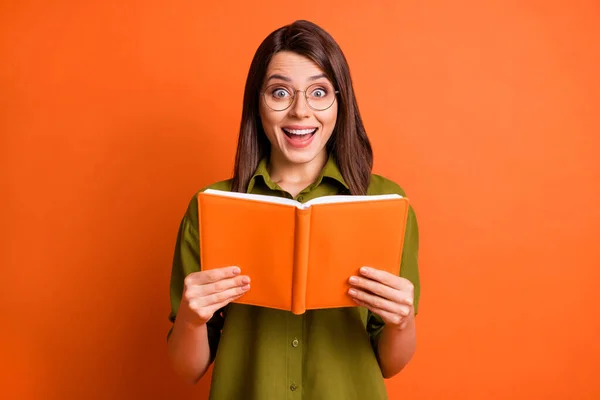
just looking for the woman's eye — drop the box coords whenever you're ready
[311,88,327,98]
[272,89,290,98]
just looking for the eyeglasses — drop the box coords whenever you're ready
[261,82,339,111]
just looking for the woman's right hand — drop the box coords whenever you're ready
[178,266,251,326]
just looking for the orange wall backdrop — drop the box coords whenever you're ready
[2,1,599,399]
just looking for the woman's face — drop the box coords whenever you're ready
[259,51,338,166]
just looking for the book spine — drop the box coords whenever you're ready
[197,195,205,270]
[291,207,311,315]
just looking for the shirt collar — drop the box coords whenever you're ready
[246,153,349,193]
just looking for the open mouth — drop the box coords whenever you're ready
[282,127,318,139]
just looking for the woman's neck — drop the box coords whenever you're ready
[267,150,328,195]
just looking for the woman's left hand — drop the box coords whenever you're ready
[348,266,414,330]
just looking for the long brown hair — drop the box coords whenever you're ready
[231,20,373,195]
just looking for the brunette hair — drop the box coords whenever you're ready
[231,20,373,195]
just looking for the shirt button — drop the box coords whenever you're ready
[290,383,298,391]
[292,338,299,347]
[297,196,304,202]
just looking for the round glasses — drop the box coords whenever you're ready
[261,83,339,111]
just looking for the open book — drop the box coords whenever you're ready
[197,189,409,314]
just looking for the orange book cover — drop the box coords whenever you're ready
[197,189,409,314]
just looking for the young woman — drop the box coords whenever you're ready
[167,20,420,399]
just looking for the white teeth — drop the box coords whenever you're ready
[283,128,317,135]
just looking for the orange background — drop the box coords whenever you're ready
[2,1,599,399]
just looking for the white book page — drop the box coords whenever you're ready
[304,193,402,207]
[202,189,300,207]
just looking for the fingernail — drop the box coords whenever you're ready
[349,276,358,284]
[242,284,250,291]
[360,267,370,275]
[232,267,241,275]
[242,276,250,284]
[406,298,413,306]
[348,289,357,296]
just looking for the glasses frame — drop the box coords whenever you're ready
[260,83,340,112]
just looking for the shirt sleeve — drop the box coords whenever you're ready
[367,203,420,352]
[167,194,224,363]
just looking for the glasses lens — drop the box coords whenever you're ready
[306,83,336,110]
[263,84,293,111]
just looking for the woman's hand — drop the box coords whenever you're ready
[348,266,414,329]
[178,266,250,326]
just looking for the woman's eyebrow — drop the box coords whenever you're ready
[266,74,291,82]
[308,73,327,81]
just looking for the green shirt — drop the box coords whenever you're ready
[169,155,420,400]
